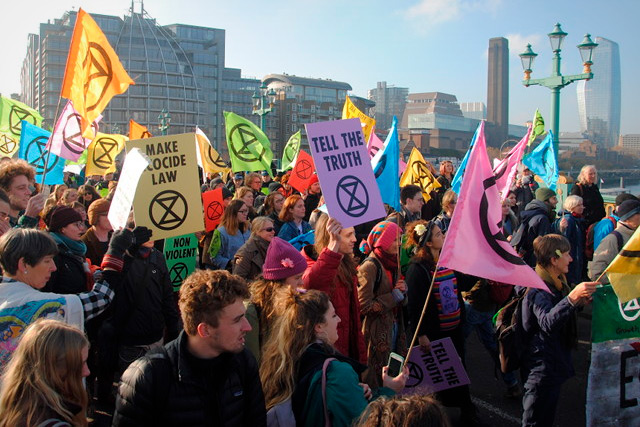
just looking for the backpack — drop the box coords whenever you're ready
[494,288,530,374]
[358,256,384,294]
[584,216,617,260]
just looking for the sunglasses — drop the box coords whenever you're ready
[262,227,275,232]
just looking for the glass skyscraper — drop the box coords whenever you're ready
[576,37,621,148]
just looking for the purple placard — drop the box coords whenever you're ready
[305,119,385,228]
[402,337,470,395]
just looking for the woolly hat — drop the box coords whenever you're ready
[46,206,83,232]
[618,199,640,221]
[308,174,319,189]
[535,187,556,202]
[262,237,307,281]
[87,199,111,226]
[221,187,233,200]
[359,220,401,255]
[268,182,283,194]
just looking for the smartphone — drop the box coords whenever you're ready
[387,352,404,377]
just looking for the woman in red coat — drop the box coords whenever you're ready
[302,213,367,364]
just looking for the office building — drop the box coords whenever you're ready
[368,82,409,131]
[576,37,621,148]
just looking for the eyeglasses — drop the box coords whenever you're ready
[262,227,275,232]
[72,221,86,228]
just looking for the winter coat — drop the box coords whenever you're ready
[277,220,312,244]
[571,183,605,227]
[512,199,555,267]
[44,242,88,295]
[112,249,180,346]
[552,210,586,285]
[113,331,267,427]
[302,247,367,364]
[513,179,538,217]
[589,222,635,284]
[520,266,578,385]
[356,254,406,388]
[291,343,392,427]
[81,227,108,268]
[232,235,270,281]
[433,212,452,235]
[304,193,321,222]
[209,225,251,270]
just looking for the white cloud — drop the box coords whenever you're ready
[506,33,544,57]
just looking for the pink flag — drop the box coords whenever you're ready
[47,100,101,161]
[439,121,548,291]
[367,130,384,159]
[492,125,533,200]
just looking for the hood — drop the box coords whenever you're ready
[521,199,551,221]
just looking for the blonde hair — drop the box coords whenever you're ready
[259,288,330,410]
[441,189,457,211]
[313,213,356,289]
[563,195,583,212]
[0,319,89,427]
[355,395,451,427]
[577,165,597,185]
[250,216,273,238]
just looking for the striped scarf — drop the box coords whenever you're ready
[433,267,461,331]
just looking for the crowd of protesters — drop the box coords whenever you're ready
[0,155,628,427]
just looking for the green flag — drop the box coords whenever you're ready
[592,284,640,343]
[0,96,43,139]
[224,111,273,177]
[527,109,545,146]
[281,130,301,171]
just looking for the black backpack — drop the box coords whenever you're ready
[494,288,531,374]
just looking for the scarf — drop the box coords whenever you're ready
[51,232,87,257]
[373,247,398,271]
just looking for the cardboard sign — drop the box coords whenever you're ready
[402,338,470,395]
[108,148,150,230]
[305,118,385,228]
[202,188,225,232]
[288,150,316,194]
[127,133,204,240]
[587,285,640,426]
[163,233,199,292]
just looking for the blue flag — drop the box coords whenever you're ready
[522,130,558,191]
[371,116,401,211]
[19,121,65,185]
[451,122,481,194]
[288,230,314,251]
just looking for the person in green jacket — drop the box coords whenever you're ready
[260,288,408,427]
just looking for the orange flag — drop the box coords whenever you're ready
[129,119,152,140]
[61,8,134,137]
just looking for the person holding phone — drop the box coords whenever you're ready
[260,288,408,426]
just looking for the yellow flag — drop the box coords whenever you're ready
[400,148,441,202]
[61,8,134,137]
[129,119,152,140]
[195,127,230,175]
[342,95,375,143]
[0,132,19,158]
[86,132,127,176]
[604,227,640,303]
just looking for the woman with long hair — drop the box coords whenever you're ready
[435,160,455,201]
[245,236,307,362]
[207,199,251,271]
[404,220,481,425]
[260,288,407,426]
[257,192,285,234]
[233,216,276,281]
[235,186,257,221]
[570,165,605,227]
[521,235,597,426]
[78,184,101,211]
[0,319,90,427]
[278,194,312,249]
[302,213,366,364]
[357,220,406,388]
[433,189,457,235]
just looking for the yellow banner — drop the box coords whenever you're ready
[86,132,127,177]
[129,119,152,140]
[399,148,441,201]
[127,133,204,240]
[195,127,230,175]
[605,228,640,303]
[61,8,134,137]
[0,132,19,158]
[342,95,375,143]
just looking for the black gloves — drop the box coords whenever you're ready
[106,228,134,259]
[130,226,153,253]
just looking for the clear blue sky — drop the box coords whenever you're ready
[2,0,637,134]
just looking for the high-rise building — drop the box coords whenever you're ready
[20,5,257,150]
[262,74,351,158]
[368,82,409,131]
[577,37,621,148]
[460,102,486,121]
[487,37,509,146]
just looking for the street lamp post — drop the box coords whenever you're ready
[158,108,171,136]
[252,82,276,132]
[519,23,598,153]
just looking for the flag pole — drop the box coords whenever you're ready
[39,97,65,189]
[402,258,441,368]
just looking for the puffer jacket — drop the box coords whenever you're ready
[113,331,267,427]
[301,246,367,364]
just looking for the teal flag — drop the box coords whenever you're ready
[18,121,64,185]
[164,233,199,292]
[522,130,558,191]
[281,131,301,171]
[451,122,480,194]
[224,111,273,177]
[371,116,401,211]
